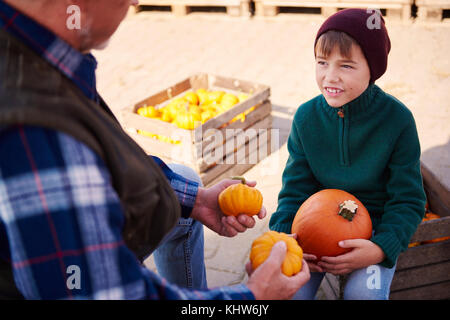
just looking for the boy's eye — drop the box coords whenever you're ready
[342,65,353,69]
[317,61,327,66]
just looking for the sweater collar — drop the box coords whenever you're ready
[320,84,381,120]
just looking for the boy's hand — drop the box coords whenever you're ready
[287,233,324,273]
[318,239,385,275]
[303,253,324,273]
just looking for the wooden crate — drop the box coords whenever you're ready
[320,162,450,300]
[390,162,450,300]
[253,0,413,21]
[121,73,273,186]
[135,0,251,17]
[416,0,450,21]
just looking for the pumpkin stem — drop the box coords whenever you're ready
[231,176,246,184]
[338,200,358,221]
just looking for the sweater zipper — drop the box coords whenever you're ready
[338,107,349,166]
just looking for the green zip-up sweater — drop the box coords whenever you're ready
[269,84,426,268]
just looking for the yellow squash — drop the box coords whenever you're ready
[250,231,303,276]
[218,176,263,217]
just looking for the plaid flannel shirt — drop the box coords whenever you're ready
[0,0,254,300]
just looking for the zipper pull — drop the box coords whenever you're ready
[337,107,344,118]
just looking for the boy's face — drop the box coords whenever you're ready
[315,43,371,108]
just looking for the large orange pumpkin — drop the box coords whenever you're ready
[291,189,372,261]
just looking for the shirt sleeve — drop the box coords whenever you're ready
[151,156,199,219]
[0,126,253,300]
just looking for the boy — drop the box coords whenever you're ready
[269,9,426,299]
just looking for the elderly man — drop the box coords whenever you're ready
[0,0,309,300]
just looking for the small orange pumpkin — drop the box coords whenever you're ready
[250,231,303,276]
[291,189,372,261]
[218,176,263,217]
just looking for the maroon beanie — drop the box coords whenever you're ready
[314,8,391,83]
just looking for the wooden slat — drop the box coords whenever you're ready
[416,0,450,7]
[137,0,251,17]
[254,0,413,21]
[196,104,272,170]
[197,100,272,153]
[133,77,192,110]
[209,74,270,95]
[254,0,410,10]
[197,100,269,142]
[409,216,450,243]
[198,119,272,172]
[421,162,450,217]
[189,73,209,91]
[201,129,272,186]
[390,260,450,291]
[121,111,192,140]
[126,130,195,163]
[321,273,339,300]
[195,89,270,138]
[390,281,450,300]
[201,127,271,179]
[398,240,450,270]
[139,0,245,6]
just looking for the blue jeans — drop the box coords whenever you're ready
[292,262,397,300]
[152,163,207,290]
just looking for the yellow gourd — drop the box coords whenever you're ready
[218,176,263,217]
[250,231,303,277]
[174,111,201,130]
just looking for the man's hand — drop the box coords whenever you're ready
[190,178,266,237]
[318,239,385,275]
[246,241,310,300]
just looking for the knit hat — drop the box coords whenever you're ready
[314,8,391,83]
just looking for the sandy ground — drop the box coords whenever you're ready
[93,11,450,293]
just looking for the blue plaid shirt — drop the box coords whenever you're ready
[0,1,254,300]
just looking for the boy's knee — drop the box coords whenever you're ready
[343,265,391,300]
[343,284,389,300]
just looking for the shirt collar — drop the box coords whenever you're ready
[320,84,381,121]
[0,0,99,102]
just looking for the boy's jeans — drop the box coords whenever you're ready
[152,163,208,289]
[292,262,397,300]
